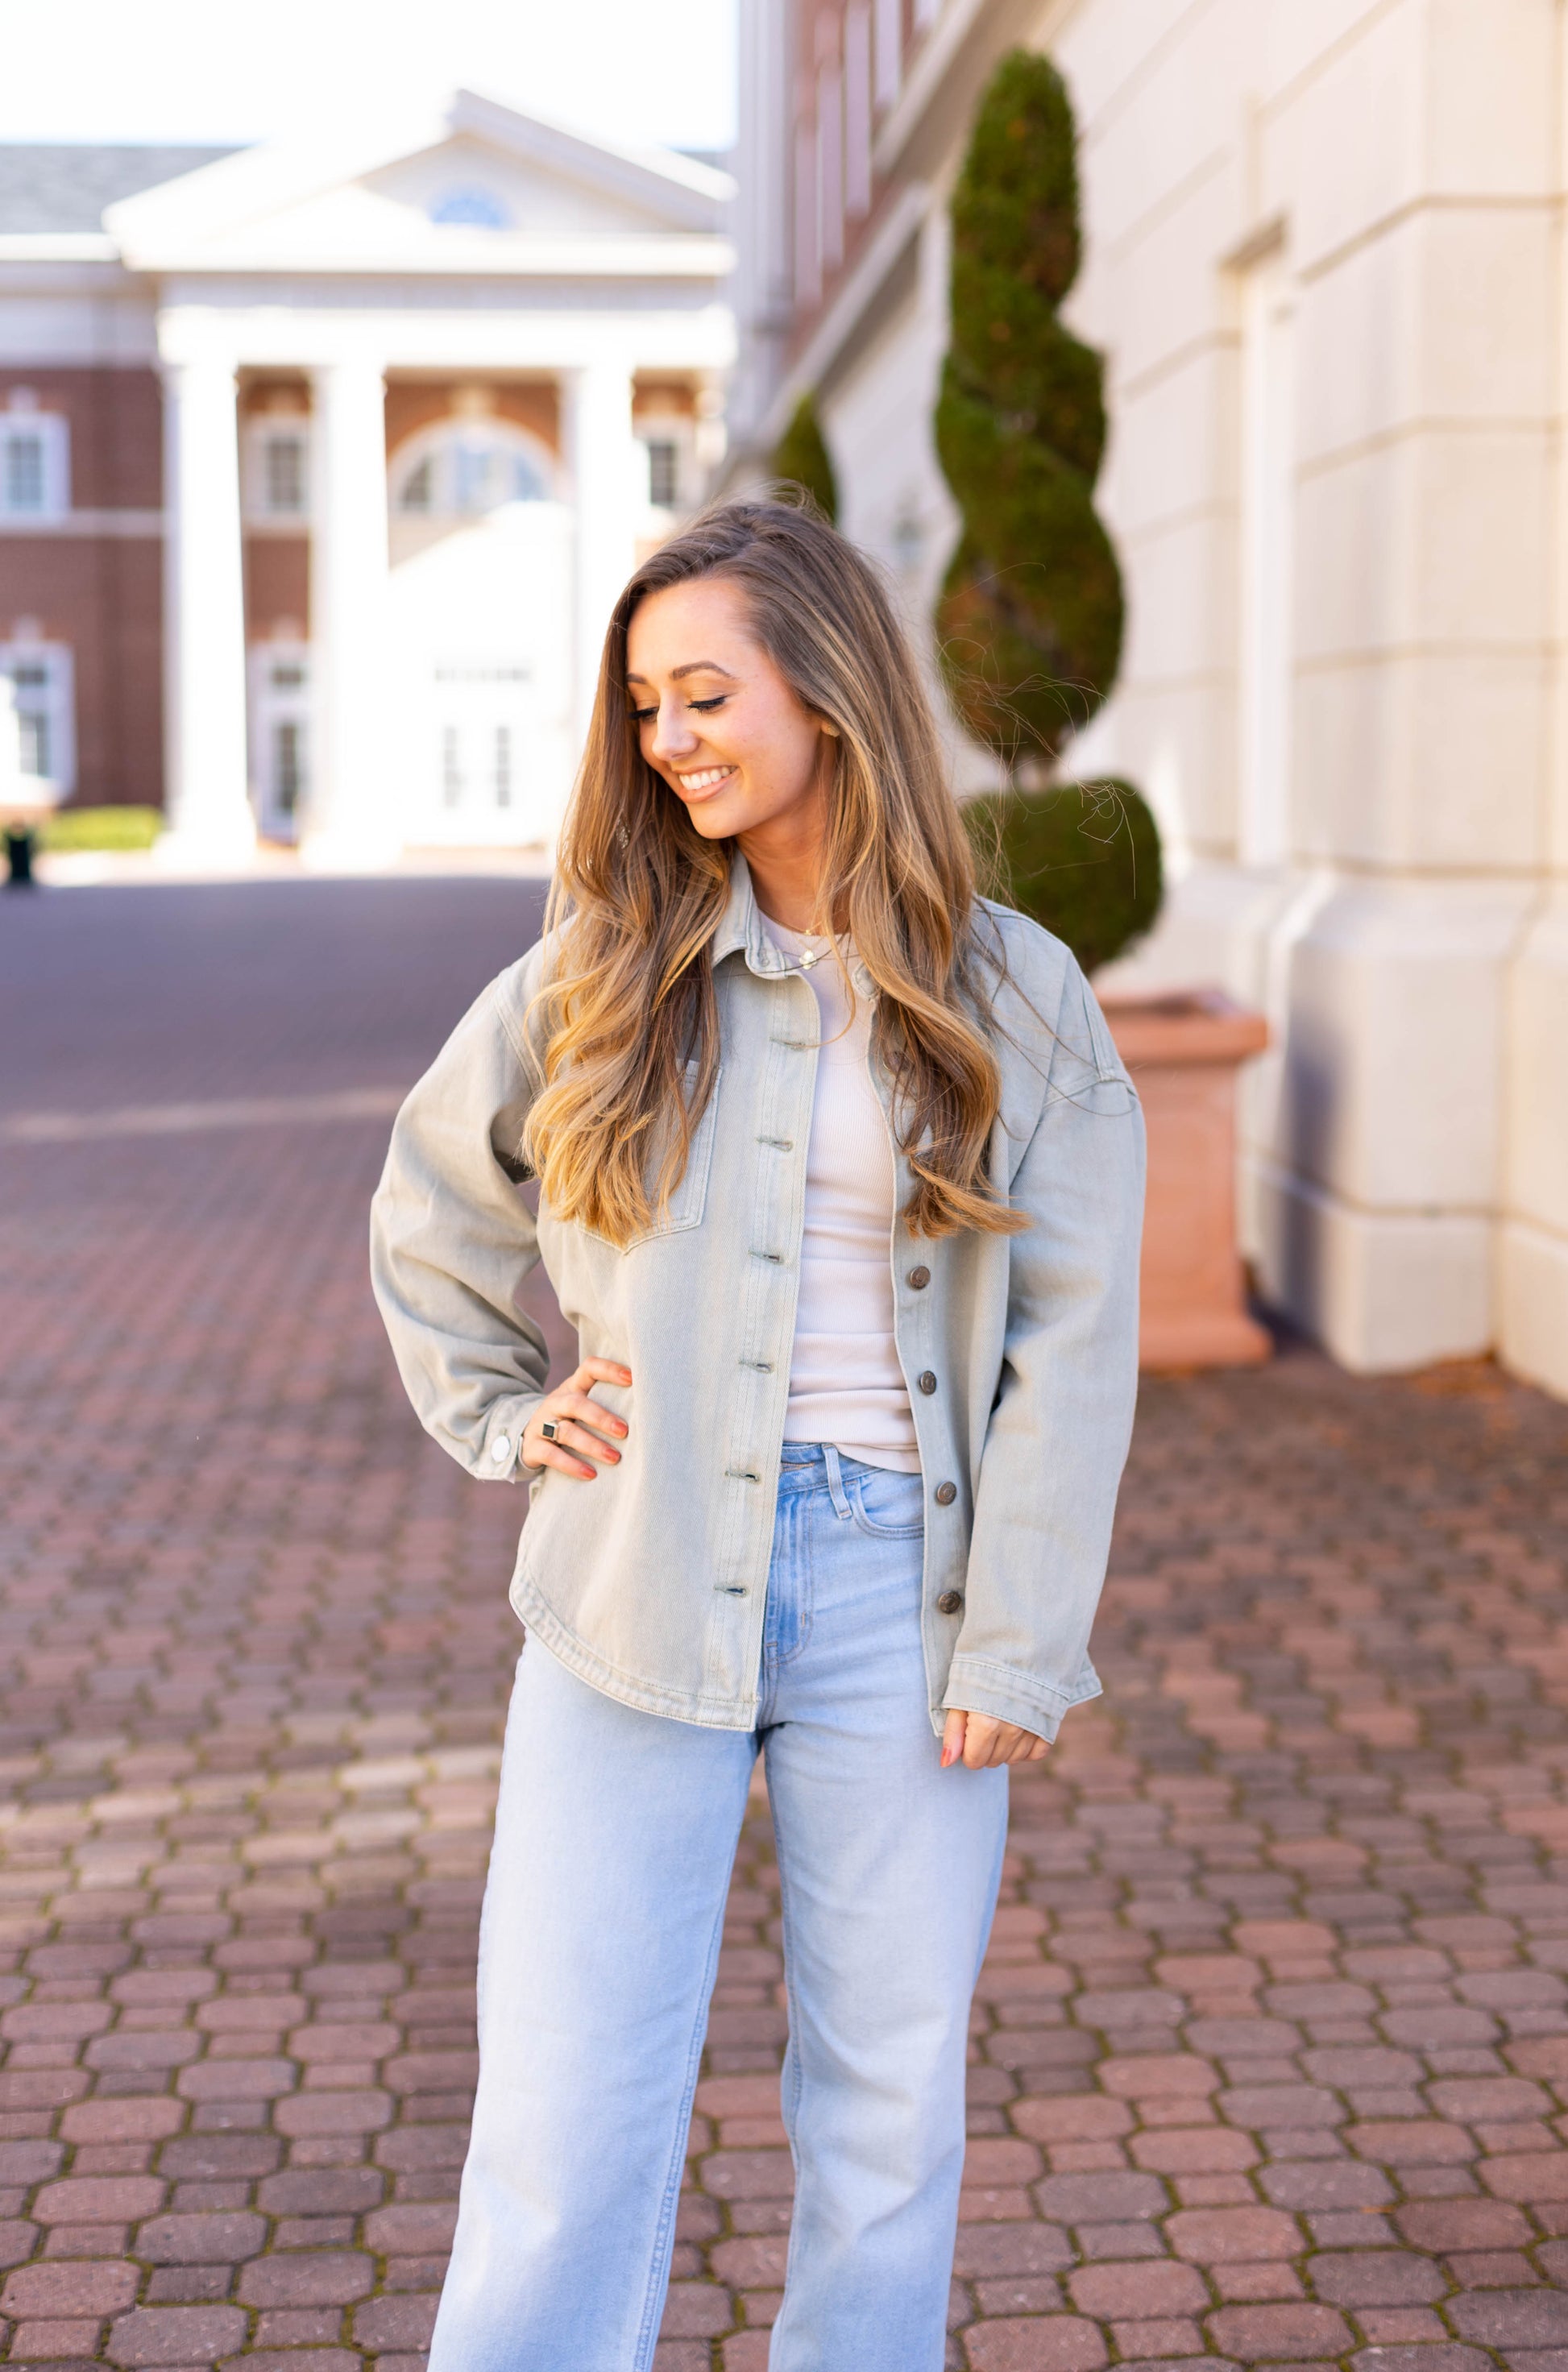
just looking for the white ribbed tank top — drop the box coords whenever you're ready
[761,917,920,1474]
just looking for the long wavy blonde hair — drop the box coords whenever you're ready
[523,497,1024,1246]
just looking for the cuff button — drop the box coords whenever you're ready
[489,1435,512,1466]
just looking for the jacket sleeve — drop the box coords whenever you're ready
[369,967,550,1482]
[944,955,1146,1740]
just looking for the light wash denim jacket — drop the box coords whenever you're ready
[370,857,1145,1743]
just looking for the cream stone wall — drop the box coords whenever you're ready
[783,0,1567,1397]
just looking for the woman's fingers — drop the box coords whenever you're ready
[528,1434,598,1482]
[554,1390,627,1449]
[521,1359,633,1483]
[947,1711,1051,1769]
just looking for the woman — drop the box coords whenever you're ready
[371,498,1144,2370]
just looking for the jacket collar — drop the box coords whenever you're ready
[711,848,876,999]
[711,850,791,979]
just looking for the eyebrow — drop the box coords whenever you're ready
[624,661,739,686]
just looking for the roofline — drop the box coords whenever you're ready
[448,89,735,208]
[0,233,119,263]
[103,89,732,269]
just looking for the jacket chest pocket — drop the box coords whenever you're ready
[585,1062,723,1252]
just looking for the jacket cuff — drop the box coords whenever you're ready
[941,1653,1102,1746]
[479,1395,547,1482]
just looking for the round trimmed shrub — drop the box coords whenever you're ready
[964,778,1162,978]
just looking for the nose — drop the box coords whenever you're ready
[649,695,699,765]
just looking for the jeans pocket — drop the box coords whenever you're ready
[847,1463,926,1541]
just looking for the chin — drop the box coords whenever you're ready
[681,798,747,840]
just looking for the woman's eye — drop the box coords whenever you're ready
[630,706,657,722]
[690,696,727,713]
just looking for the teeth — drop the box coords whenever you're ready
[680,766,735,790]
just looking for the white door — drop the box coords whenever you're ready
[248,644,312,842]
[387,421,575,849]
[0,640,74,805]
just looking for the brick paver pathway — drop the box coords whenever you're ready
[2,881,1568,2372]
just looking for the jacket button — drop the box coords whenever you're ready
[936,1590,964,1615]
[907,1264,931,1289]
[917,1370,937,1395]
[934,1480,956,1507]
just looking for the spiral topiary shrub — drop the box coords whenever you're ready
[771,393,839,522]
[935,50,1162,972]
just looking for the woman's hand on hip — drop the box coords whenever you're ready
[941,1710,1050,1770]
[522,1358,632,1481]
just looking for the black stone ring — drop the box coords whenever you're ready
[540,1417,562,1441]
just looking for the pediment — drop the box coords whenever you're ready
[103,89,731,272]
[362,135,677,240]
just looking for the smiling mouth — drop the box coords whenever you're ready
[677,765,737,796]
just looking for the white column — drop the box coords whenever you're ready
[160,353,255,860]
[303,355,396,868]
[567,361,641,748]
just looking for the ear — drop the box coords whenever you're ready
[820,719,840,737]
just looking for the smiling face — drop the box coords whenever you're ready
[624,575,836,863]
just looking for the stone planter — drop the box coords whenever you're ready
[1101,989,1271,1372]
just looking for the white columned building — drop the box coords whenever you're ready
[158,345,255,860]
[85,90,735,865]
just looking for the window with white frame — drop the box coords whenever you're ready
[0,639,76,796]
[247,642,311,840]
[647,439,679,508]
[639,423,691,512]
[242,417,311,524]
[0,399,69,522]
[264,430,307,516]
[390,419,554,519]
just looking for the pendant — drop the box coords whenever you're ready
[797,947,820,970]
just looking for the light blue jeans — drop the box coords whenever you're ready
[429,1444,1010,2371]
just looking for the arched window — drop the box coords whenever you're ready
[429,185,512,230]
[389,417,555,520]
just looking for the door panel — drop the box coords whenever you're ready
[388,500,575,848]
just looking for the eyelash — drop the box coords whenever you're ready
[631,696,728,722]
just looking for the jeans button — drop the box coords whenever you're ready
[936,1590,964,1616]
[934,1480,957,1506]
[906,1264,931,1289]
[917,1370,937,1395]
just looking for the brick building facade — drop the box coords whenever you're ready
[0,98,733,853]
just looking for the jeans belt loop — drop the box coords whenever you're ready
[820,1441,853,1521]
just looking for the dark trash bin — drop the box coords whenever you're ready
[4,827,36,888]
